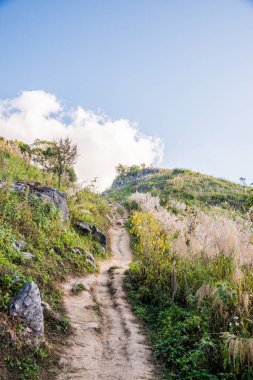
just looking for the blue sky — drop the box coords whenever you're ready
[1,0,253,184]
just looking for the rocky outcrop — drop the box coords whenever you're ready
[75,221,107,250]
[249,207,253,222]
[72,247,96,267]
[92,226,106,249]
[13,240,34,260]
[86,252,96,267]
[72,247,84,255]
[109,168,159,191]
[10,181,69,222]
[75,221,93,234]
[41,301,61,322]
[23,252,35,260]
[9,281,44,341]
[13,240,26,251]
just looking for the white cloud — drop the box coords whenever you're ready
[0,90,163,190]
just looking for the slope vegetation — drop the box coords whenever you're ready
[108,167,250,212]
[0,138,110,380]
[108,166,253,379]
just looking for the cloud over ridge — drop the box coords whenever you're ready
[0,90,163,190]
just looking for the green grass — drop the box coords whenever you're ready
[71,282,86,294]
[0,139,57,186]
[107,167,251,213]
[125,269,226,379]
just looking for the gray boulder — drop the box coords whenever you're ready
[75,221,107,249]
[23,252,35,260]
[249,207,253,222]
[93,226,106,250]
[13,240,26,251]
[72,247,96,267]
[75,221,93,234]
[9,281,44,338]
[41,301,61,322]
[72,247,84,255]
[11,181,69,222]
[86,252,96,268]
[13,240,34,260]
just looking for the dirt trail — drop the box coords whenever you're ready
[58,208,158,380]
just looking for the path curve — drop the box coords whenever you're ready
[58,207,157,380]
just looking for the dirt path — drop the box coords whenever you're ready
[58,208,158,380]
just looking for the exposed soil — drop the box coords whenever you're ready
[58,208,158,379]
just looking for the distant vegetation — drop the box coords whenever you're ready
[108,166,251,213]
[109,165,253,378]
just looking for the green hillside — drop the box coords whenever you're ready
[107,167,251,213]
[2,144,253,379]
[0,138,110,379]
[108,165,253,379]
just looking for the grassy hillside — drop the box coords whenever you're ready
[108,166,253,379]
[0,138,57,186]
[107,167,251,213]
[0,138,110,380]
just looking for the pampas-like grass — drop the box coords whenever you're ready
[239,292,251,315]
[195,284,226,318]
[232,267,245,286]
[129,192,253,266]
[196,284,217,307]
[129,191,253,373]
[222,332,253,367]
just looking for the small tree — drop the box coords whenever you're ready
[116,164,144,177]
[128,165,142,176]
[32,137,78,188]
[116,164,129,176]
[55,138,78,188]
[239,177,247,186]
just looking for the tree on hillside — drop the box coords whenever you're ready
[32,137,78,188]
[116,164,129,176]
[116,163,147,177]
[239,177,247,186]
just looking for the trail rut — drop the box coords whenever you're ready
[58,208,158,380]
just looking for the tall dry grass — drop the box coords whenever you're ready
[129,192,253,369]
[0,137,24,156]
[130,192,253,266]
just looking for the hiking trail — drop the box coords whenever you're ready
[58,207,157,380]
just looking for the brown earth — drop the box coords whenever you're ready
[57,208,158,380]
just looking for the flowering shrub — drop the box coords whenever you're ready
[130,211,171,289]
